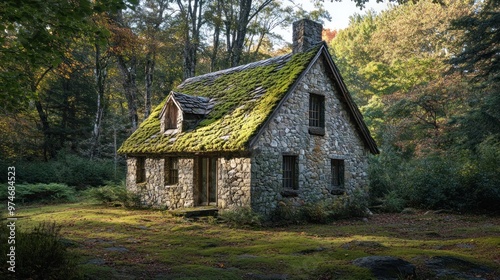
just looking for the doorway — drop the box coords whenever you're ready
[196,157,217,206]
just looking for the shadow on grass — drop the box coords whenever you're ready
[17,202,500,280]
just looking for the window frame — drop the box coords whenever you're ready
[282,155,298,190]
[165,157,179,185]
[308,93,325,135]
[331,159,345,194]
[165,102,178,130]
[136,157,146,183]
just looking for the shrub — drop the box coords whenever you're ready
[270,200,304,225]
[369,141,500,213]
[219,207,262,227]
[336,189,370,218]
[0,153,125,189]
[381,191,406,213]
[0,221,81,279]
[0,183,77,204]
[302,201,331,224]
[84,184,141,208]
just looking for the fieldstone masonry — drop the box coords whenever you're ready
[123,19,374,217]
[293,19,323,54]
[217,157,251,209]
[250,58,369,215]
[126,156,252,210]
[126,57,370,216]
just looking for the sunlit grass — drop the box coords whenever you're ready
[18,201,500,279]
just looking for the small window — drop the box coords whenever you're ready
[136,157,146,183]
[283,155,298,190]
[309,93,325,135]
[331,159,344,194]
[165,157,179,185]
[166,102,178,129]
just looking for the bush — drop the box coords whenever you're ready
[302,201,330,224]
[0,183,77,204]
[0,221,81,279]
[0,153,125,189]
[270,190,370,225]
[369,139,500,213]
[219,207,262,227]
[270,200,304,225]
[381,191,406,213]
[84,183,141,207]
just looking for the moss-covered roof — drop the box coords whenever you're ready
[166,91,214,115]
[118,46,320,155]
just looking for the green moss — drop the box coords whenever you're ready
[118,47,320,154]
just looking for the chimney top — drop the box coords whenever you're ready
[292,19,323,54]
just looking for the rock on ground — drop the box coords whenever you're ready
[352,256,416,280]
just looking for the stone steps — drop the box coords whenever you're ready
[168,207,218,218]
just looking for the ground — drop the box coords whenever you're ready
[19,202,500,279]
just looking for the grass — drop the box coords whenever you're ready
[17,202,500,279]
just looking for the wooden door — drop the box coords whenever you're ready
[197,157,217,206]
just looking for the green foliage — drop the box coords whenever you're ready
[0,221,81,279]
[218,207,262,227]
[302,201,331,224]
[1,153,124,188]
[0,183,76,204]
[84,183,141,207]
[270,201,305,225]
[330,189,370,219]
[381,191,406,213]
[369,139,500,212]
[271,190,370,225]
[0,0,134,110]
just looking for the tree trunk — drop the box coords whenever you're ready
[210,0,222,72]
[178,0,205,79]
[90,42,107,159]
[117,55,139,132]
[145,52,154,118]
[232,0,251,67]
[34,99,54,161]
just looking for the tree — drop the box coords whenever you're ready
[0,0,137,159]
[330,0,474,153]
[449,0,500,147]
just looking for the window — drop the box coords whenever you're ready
[136,157,146,183]
[283,156,298,190]
[331,159,344,194]
[309,93,325,135]
[166,102,178,129]
[165,157,179,185]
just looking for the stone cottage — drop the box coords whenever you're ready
[118,19,379,216]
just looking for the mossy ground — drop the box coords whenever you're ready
[18,202,500,279]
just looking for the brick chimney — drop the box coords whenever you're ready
[292,19,323,54]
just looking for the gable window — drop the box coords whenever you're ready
[166,102,178,129]
[309,93,325,135]
[136,157,146,183]
[165,157,179,185]
[331,159,345,194]
[283,155,298,190]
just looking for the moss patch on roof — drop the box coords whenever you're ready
[118,47,319,154]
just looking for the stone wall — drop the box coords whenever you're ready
[125,157,194,209]
[250,58,370,215]
[125,156,251,210]
[217,157,252,209]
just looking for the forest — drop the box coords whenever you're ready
[0,0,499,212]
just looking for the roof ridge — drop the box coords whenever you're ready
[178,53,294,88]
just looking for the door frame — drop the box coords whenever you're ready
[195,157,217,206]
